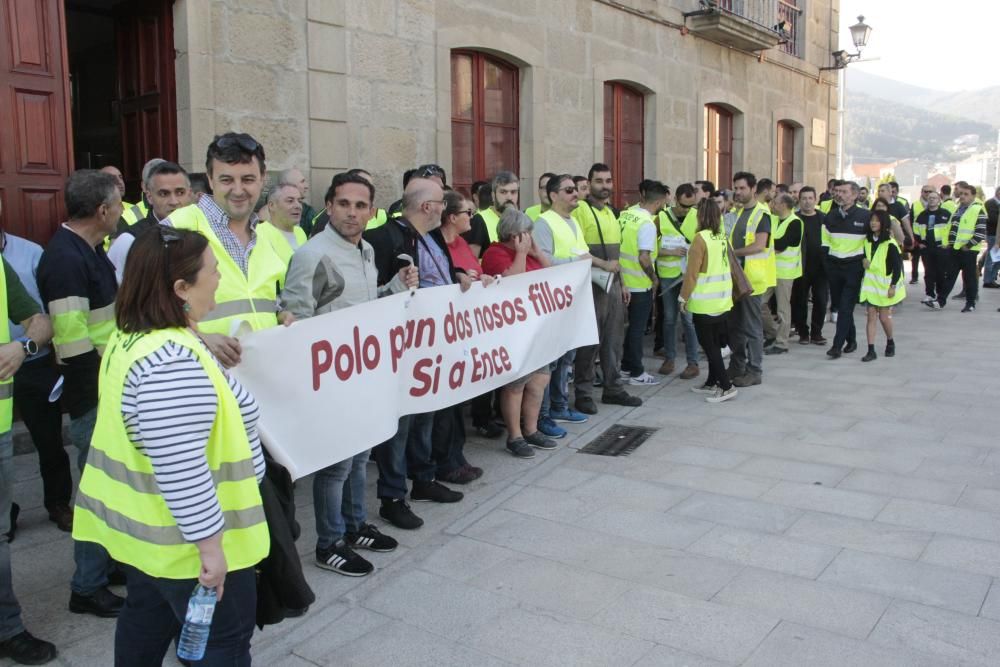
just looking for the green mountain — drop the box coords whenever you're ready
[850,70,1000,129]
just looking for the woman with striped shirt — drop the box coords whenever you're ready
[73,226,268,665]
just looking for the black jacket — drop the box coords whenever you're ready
[363,217,463,287]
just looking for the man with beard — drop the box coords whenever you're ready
[571,164,642,415]
[464,170,520,256]
[524,173,555,222]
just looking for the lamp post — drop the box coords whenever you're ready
[831,15,874,177]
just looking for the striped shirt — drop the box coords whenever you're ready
[197,196,259,276]
[122,340,265,542]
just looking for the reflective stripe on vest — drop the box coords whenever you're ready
[912,200,927,238]
[619,208,655,290]
[860,238,906,307]
[540,210,588,259]
[774,214,803,280]
[688,230,733,316]
[731,204,776,295]
[121,202,147,226]
[48,296,115,360]
[656,209,686,278]
[165,205,285,335]
[952,203,984,250]
[72,328,268,579]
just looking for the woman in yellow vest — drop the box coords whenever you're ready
[860,210,904,362]
[73,227,268,663]
[679,200,738,403]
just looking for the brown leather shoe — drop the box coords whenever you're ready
[47,504,74,532]
[657,359,675,375]
[679,364,699,380]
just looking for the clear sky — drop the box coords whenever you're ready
[838,0,999,92]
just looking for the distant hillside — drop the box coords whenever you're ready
[845,90,994,162]
[850,70,1000,129]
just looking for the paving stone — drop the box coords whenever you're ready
[734,456,851,486]
[466,608,653,666]
[621,461,777,499]
[761,480,889,520]
[591,587,779,664]
[877,498,1000,543]
[784,512,933,559]
[415,536,520,582]
[658,444,752,469]
[574,505,716,549]
[912,460,1000,490]
[956,486,1000,513]
[500,484,600,523]
[743,621,947,667]
[473,554,631,619]
[361,569,518,640]
[837,469,965,505]
[980,581,1000,621]
[567,472,692,510]
[920,535,1000,578]
[818,549,992,614]
[291,606,389,663]
[631,645,729,667]
[670,491,803,534]
[712,567,891,638]
[869,599,1000,667]
[687,526,840,579]
[531,466,598,490]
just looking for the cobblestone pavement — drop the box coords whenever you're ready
[5,285,999,666]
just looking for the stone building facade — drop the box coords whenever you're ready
[175,0,841,208]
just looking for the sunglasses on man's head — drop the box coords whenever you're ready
[417,165,445,178]
[213,133,265,158]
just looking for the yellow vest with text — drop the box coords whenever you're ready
[540,210,588,259]
[256,221,307,270]
[619,208,655,290]
[0,266,11,432]
[656,209,688,279]
[165,205,285,335]
[72,327,269,579]
[952,202,985,250]
[573,202,621,247]
[480,208,501,243]
[774,214,803,280]
[688,230,733,316]
[861,238,906,307]
[731,203,776,295]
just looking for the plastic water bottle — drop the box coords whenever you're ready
[176,584,217,661]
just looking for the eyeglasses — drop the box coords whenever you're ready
[212,133,265,159]
[462,209,476,216]
[561,187,578,194]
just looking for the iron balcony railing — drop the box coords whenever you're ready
[716,0,803,57]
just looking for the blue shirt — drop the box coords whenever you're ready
[417,234,452,288]
[3,232,48,359]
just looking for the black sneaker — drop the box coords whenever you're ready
[474,423,504,439]
[523,431,557,450]
[884,341,895,357]
[346,523,398,552]
[379,499,424,530]
[827,347,842,359]
[861,350,877,362]
[506,438,535,458]
[316,540,373,577]
[68,587,124,618]
[601,392,642,407]
[0,631,57,665]
[575,396,598,415]
[962,304,976,313]
[843,341,858,353]
[411,480,463,503]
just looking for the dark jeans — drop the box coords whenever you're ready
[824,259,863,349]
[945,249,979,307]
[727,294,763,377]
[373,412,434,500]
[909,244,921,281]
[920,243,947,299]
[622,289,653,376]
[693,313,732,391]
[115,564,255,666]
[431,405,468,477]
[312,449,369,550]
[469,391,494,429]
[0,432,25,642]
[13,356,72,510]
[69,407,112,594]
[791,264,828,339]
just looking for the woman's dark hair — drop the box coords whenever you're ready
[116,226,209,333]
[695,198,722,235]
[442,189,469,222]
[871,197,890,212]
[867,210,892,243]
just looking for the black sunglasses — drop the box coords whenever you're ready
[212,133,265,158]
[416,164,445,178]
[561,186,578,194]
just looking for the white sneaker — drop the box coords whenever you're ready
[706,386,738,403]
[691,383,717,394]
[920,295,935,304]
[721,346,732,359]
[628,372,661,386]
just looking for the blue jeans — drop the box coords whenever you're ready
[660,278,700,366]
[0,431,25,642]
[69,408,112,594]
[373,412,435,500]
[622,289,653,377]
[115,564,255,666]
[985,235,998,284]
[313,450,369,550]
[540,349,576,417]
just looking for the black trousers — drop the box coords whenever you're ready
[944,249,978,307]
[693,312,731,390]
[909,244,921,281]
[12,356,71,510]
[469,391,494,429]
[824,259,862,349]
[791,263,829,339]
[921,245,951,304]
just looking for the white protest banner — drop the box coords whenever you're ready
[233,261,598,479]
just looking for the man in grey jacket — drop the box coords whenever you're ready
[282,172,417,577]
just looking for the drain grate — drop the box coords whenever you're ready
[578,424,657,457]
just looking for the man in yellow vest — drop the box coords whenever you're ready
[822,180,869,358]
[655,183,700,379]
[464,171,520,257]
[0,198,57,662]
[570,165,642,414]
[163,133,294,368]
[620,181,669,385]
[257,183,307,266]
[728,171,775,386]
[762,193,802,355]
[944,181,987,312]
[755,178,776,211]
[524,173,555,222]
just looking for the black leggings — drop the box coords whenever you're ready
[693,312,732,390]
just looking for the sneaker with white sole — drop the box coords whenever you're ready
[705,386,738,403]
[920,295,935,304]
[691,382,718,395]
[628,372,660,386]
[316,540,373,576]
[346,523,398,552]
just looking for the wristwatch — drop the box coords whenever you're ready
[15,337,37,356]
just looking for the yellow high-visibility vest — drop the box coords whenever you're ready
[688,230,733,316]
